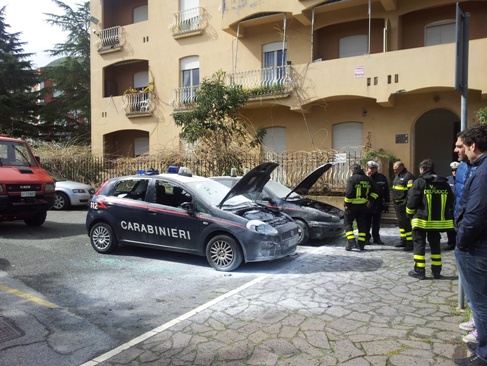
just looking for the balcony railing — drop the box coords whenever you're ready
[170,7,205,38]
[95,26,122,53]
[171,86,198,110]
[228,65,294,98]
[122,91,153,116]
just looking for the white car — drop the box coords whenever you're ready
[50,173,95,210]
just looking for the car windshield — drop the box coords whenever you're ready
[0,141,37,167]
[185,179,254,208]
[265,180,302,200]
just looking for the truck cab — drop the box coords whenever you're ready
[0,136,55,226]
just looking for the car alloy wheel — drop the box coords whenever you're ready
[54,192,70,210]
[90,222,118,253]
[206,235,243,272]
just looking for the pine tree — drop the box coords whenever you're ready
[38,0,91,144]
[0,6,41,137]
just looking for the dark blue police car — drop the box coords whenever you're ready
[86,162,299,271]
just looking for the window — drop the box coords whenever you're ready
[425,21,455,46]
[133,5,148,23]
[180,56,200,103]
[114,179,149,200]
[180,0,200,31]
[263,42,287,86]
[263,127,286,154]
[134,71,149,90]
[134,137,149,157]
[339,35,368,58]
[333,122,363,154]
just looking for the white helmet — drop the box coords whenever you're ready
[450,161,460,170]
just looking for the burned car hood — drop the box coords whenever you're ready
[218,162,278,208]
[285,163,334,200]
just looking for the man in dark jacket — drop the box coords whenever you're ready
[344,163,379,251]
[365,160,390,245]
[454,124,487,366]
[392,161,415,251]
[405,159,454,280]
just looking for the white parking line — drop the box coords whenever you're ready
[80,247,322,366]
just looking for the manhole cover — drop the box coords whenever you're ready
[0,317,24,343]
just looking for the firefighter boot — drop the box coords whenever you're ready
[408,268,426,280]
[432,266,442,279]
[346,240,356,251]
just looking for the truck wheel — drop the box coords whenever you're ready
[24,212,47,226]
[53,192,70,210]
[90,222,118,253]
[206,235,243,272]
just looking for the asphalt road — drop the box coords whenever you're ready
[0,208,322,365]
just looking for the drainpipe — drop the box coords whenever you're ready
[311,7,315,62]
[282,14,287,67]
[233,23,240,75]
[368,0,371,54]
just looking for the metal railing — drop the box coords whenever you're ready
[170,7,204,36]
[95,26,122,52]
[228,65,294,97]
[171,86,198,110]
[41,150,363,192]
[122,91,153,115]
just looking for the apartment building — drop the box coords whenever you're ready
[89,0,487,177]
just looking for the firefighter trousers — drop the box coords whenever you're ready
[412,229,442,276]
[344,204,368,249]
[393,201,413,246]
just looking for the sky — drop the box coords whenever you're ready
[1,0,81,68]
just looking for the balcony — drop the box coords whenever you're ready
[170,7,206,39]
[171,65,294,110]
[171,86,198,111]
[228,65,294,99]
[95,26,123,54]
[122,91,154,117]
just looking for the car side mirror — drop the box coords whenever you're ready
[261,196,274,203]
[181,202,194,212]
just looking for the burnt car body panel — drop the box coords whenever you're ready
[211,163,344,244]
[86,166,299,271]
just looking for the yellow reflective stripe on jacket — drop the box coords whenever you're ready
[406,207,415,215]
[370,192,378,200]
[344,197,368,204]
[410,218,454,230]
[392,185,409,191]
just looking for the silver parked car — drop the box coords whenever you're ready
[50,173,95,210]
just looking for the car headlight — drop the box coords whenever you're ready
[246,220,278,235]
[45,183,55,192]
[72,189,87,193]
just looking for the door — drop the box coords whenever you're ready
[143,180,201,251]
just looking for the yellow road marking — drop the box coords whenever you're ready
[0,284,60,309]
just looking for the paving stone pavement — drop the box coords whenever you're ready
[82,225,471,366]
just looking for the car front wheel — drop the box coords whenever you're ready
[295,219,310,245]
[53,192,70,210]
[24,212,47,226]
[90,222,118,253]
[206,235,243,272]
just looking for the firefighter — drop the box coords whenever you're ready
[406,159,454,280]
[391,161,415,251]
[344,163,379,251]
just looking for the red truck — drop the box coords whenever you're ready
[0,135,55,226]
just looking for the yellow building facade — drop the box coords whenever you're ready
[89,0,487,177]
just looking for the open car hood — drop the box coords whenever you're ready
[285,163,334,200]
[218,162,279,208]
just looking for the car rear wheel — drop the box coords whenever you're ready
[90,222,118,253]
[206,235,243,272]
[295,219,310,245]
[24,212,47,226]
[53,192,70,210]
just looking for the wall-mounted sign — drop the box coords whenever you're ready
[355,65,364,78]
[395,134,409,143]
